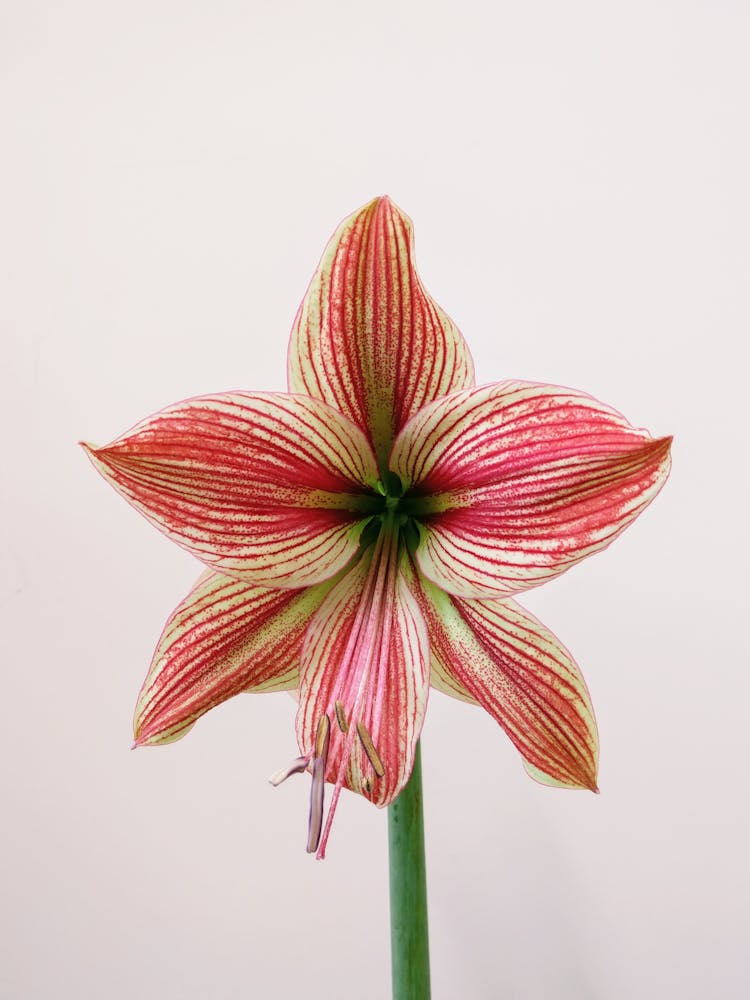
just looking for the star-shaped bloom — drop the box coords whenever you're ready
[83,197,671,857]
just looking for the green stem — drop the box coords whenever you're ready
[388,741,431,1000]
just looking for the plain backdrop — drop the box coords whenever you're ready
[2,2,748,998]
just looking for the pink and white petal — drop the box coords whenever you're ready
[83,392,379,589]
[288,196,474,469]
[392,382,672,598]
[135,570,336,747]
[296,545,429,810]
[358,570,430,805]
[429,651,479,705]
[411,570,598,790]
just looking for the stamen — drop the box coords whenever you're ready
[307,714,331,854]
[269,756,309,786]
[314,713,331,758]
[356,721,385,778]
[334,700,349,733]
[306,757,326,854]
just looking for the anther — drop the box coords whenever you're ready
[314,713,331,759]
[307,757,326,854]
[334,700,349,733]
[356,721,385,778]
[307,714,331,855]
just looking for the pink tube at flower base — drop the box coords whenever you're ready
[296,531,429,856]
[83,195,672,856]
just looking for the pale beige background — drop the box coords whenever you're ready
[2,2,748,998]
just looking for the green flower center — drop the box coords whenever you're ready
[356,472,422,555]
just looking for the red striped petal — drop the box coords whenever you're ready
[83,392,379,588]
[288,197,474,471]
[392,382,672,598]
[410,568,598,790]
[294,534,429,855]
[135,570,335,746]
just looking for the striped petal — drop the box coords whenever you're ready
[83,392,380,588]
[135,570,336,746]
[411,569,598,790]
[392,382,672,598]
[295,535,429,855]
[288,196,475,471]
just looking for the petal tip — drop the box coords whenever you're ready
[80,440,110,471]
[584,761,600,794]
[522,756,599,792]
[649,433,673,482]
[582,767,600,794]
[375,193,411,225]
[132,729,149,748]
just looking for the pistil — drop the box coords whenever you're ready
[269,756,309,787]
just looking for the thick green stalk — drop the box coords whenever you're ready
[388,741,431,1000]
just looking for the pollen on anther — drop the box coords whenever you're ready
[356,721,385,778]
[334,700,349,733]
[306,757,326,854]
[307,715,332,855]
[315,714,331,759]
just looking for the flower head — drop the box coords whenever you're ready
[83,197,671,857]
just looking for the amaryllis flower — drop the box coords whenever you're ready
[83,197,671,858]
